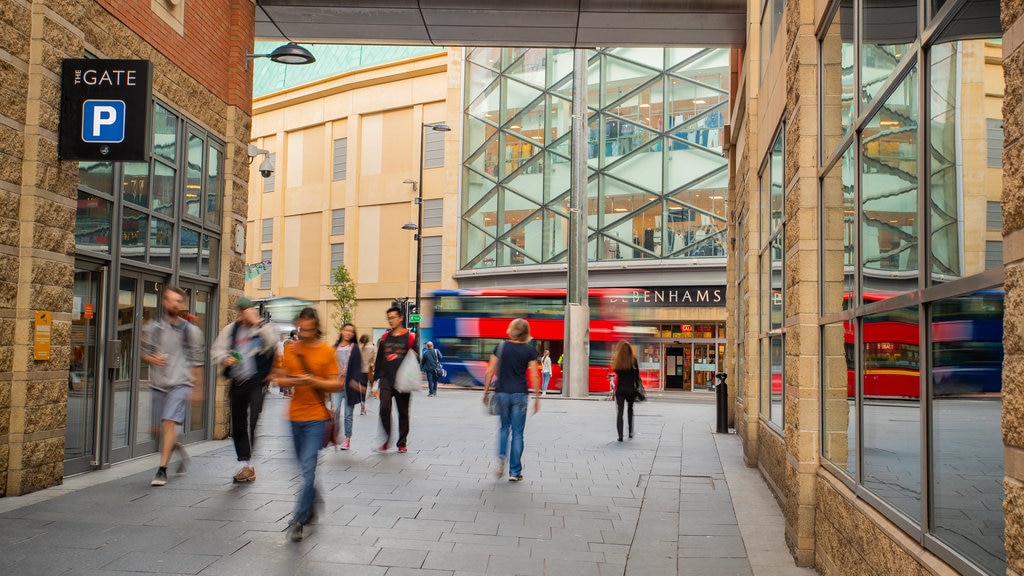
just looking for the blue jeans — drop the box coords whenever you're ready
[425,371,438,395]
[541,372,551,393]
[290,419,326,525]
[332,392,355,437]
[496,392,529,476]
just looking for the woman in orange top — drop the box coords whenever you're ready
[274,307,341,542]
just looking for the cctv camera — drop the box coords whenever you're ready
[258,156,274,178]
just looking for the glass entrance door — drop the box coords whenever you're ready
[65,266,106,475]
[110,275,163,463]
[180,284,212,442]
[693,343,717,391]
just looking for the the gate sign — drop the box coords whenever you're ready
[59,59,152,161]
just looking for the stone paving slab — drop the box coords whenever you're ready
[0,389,817,576]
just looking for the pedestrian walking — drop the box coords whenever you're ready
[540,350,552,395]
[358,333,375,414]
[140,286,204,487]
[482,318,541,481]
[373,306,419,453]
[612,340,641,441]
[211,297,278,483]
[332,323,366,450]
[274,307,342,542]
[421,341,443,397]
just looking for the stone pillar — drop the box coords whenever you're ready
[2,0,83,496]
[1001,2,1024,573]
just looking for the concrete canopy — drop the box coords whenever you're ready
[255,0,747,48]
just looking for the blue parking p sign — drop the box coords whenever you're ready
[82,100,126,143]
[60,59,151,161]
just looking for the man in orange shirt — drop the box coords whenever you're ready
[274,307,341,542]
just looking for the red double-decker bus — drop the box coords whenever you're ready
[846,291,1003,398]
[428,288,638,393]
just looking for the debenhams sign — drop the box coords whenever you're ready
[607,286,726,307]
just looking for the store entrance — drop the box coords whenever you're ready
[65,265,107,475]
[665,346,688,390]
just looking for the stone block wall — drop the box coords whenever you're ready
[1003,2,1024,573]
[0,0,253,496]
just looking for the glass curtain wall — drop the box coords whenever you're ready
[818,0,1004,573]
[462,48,729,269]
[74,98,224,465]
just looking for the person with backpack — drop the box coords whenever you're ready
[141,286,205,487]
[421,341,443,397]
[373,306,420,453]
[211,297,279,483]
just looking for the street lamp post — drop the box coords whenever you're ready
[404,121,450,333]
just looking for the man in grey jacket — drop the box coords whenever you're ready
[141,286,205,487]
[211,297,278,483]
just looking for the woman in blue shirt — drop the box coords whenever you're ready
[482,318,541,481]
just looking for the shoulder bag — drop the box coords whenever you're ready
[393,333,422,393]
[295,351,337,447]
[634,367,647,402]
[486,342,505,415]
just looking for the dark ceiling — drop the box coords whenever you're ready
[255,0,747,48]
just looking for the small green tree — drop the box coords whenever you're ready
[329,264,357,329]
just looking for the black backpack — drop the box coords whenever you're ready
[224,320,276,383]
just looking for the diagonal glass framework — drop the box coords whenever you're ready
[462,47,730,268]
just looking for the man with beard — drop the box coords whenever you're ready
[141,286,205,486]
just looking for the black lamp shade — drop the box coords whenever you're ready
[269,43,316,65]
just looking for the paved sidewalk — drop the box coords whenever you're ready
[0,389,817,576]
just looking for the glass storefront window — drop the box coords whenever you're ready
[152,103,177,164]
[75,191,112,254]
[149,218,172,269]
[185,133,203,220]
[151,162,175,217]
[205,147,223,228]
[768,336,784,427]
[822,321,856,476]
[930,288,1004,574]
[122,207,147,262]
[78,161,113,195]
[821,146,855,315]
[461,48,728,268]
[861,0,916,106]
[123,162,150,209]
[861,305,921,523]
[180,227,199,275]
[821,1,854,158]
[818,2,1005,572]
[201,234,219,277]
[861,68,918,284]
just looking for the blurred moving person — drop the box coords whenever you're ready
[373,306,419,453]
[482,318,541,482]
[332,323,366,450]
[141,286,204,487]
[612,341,641,441]
[211,297,278,483]
[274,307,341,542]
[358,333,375,414]
[540,350,552,395]
[421,341,443,397]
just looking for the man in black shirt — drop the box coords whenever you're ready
[373,306,419,453]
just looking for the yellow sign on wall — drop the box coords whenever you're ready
[34,311,52,361]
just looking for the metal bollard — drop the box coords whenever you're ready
[715,372,728,433]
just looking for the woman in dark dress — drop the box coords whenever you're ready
[612,340,641,441]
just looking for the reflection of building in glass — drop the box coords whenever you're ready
[745,2,1007,575]
[462,48,729,269]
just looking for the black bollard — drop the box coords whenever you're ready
[715,372,728,433]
